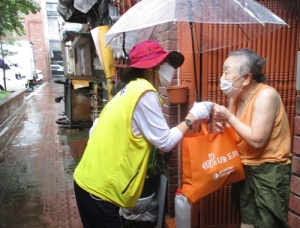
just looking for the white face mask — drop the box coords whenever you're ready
[220,75,244,98]
[158,62,175,87]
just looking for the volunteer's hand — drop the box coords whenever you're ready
[189,101,213,121]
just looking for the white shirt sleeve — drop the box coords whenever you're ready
[89,118,99,137]
[132,91,183,152]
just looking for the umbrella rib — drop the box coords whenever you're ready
[233,0,264,25]
[149,26,156,41]
[237,24,252,41]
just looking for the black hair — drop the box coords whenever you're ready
[110,80,127,96]
[120,67,145,84]
[228,48,267,83]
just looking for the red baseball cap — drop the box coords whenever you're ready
[127,40,184,69]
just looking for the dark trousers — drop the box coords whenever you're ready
[74,180,121,228]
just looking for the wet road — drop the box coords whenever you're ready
[0,80,89,227]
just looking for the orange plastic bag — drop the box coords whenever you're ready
[181,123,245,203]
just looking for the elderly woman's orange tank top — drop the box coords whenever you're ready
[232,84,291,165]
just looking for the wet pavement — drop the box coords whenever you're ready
[0,79,90,227]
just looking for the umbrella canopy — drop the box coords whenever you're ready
[104,0,288,53]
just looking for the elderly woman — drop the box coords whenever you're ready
[213,48,291,228]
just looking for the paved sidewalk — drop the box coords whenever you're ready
[0,80,89,227]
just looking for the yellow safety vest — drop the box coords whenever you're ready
[74,78,158,208]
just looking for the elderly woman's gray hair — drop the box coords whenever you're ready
[228,48,267,83]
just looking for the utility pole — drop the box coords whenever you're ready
[0,35,7,91]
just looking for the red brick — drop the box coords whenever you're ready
[292,156,300,175]
[156,23,169,33]
[157,31,178,42]
[164,150,179,159]
[163,113,179,124]
[288,211,300,228]
[295,116,300,135]
[289,193,300,214]
[296,96,300,115]
[164,41,179,52]
[162,95,171,105]
[162,104,179,115]
[165,161,179,173]
[167,192,176,205]
[290,175,300,195]
[160,87,168,96]
[163,170,179,184]
[294,136,300,155]
[166,158,179,168]
[168,183,178,193]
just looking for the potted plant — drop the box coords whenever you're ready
[140,146,162,198]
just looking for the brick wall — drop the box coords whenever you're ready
[289,95,300,227]
[154,24,181,217]
[159,83,181,217]
[15,0,51,82]
[0,90,25,126]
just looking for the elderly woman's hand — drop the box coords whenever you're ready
[213,120,226,133]
[212,103,232,122]
[211,103,233,133]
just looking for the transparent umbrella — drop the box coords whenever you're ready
[104,0,288,54]
[104,0,288,101]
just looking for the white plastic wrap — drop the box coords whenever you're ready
[120,196,158,222]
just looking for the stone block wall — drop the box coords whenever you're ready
[288,95,300,227]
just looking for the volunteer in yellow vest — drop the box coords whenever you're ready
[73,40,213,228]
[212,48,292,228]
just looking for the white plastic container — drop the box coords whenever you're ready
[175,188,191,228]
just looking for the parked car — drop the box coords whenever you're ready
[51,64,64,76]
[36,69,44,82]
[52,61,63,67]
[0,57,27,91]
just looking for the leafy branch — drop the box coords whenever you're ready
[146,146,162,179]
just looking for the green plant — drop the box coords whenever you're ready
[146,146,162,179]
[0,91,10,99]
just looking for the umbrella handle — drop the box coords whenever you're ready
[189,22,199,101]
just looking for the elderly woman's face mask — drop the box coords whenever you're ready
[220,74,244,98]
[158,62,175,87]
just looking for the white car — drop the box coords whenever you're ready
[0,58,27,91]
[36,69,44,82]
[51,64,64,76]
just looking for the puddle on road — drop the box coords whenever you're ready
[58,127,89,175]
